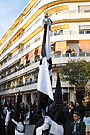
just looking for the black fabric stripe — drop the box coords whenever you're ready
[40,59,42,65]
[47,58,52,65]
[41,24,47,58]
[50,75,52,85]
[37,91,49,112]
[37,91,53,113]
[47,58,52,71]
[48,64,52,71]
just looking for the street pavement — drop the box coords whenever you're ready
[25,124,35,135]
[24,120,35,135]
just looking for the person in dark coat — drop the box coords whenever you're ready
[6,94,20,135]
[63,101,69,116]
[62,101,71,135]
[0,98,5,135]
[6,120,16,135]
[20,102,25,123]
[33,73,64,135]
[5,98,15,127]
[29,103,35,125]
[49,101,64,125]
[71,111,85,135]
[49,73,71,135]
[5,98,14,133]
[6,91,25,135]
[49,73,64,125]
[75,99,86,120]
[0,116,5,135]
[33,100,40,125]
[3,98,8,117]
[69,101,75,122]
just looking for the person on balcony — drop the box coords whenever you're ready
[54,29,57,36]
[58,28,63,35]
[71,49,75,57]
[65,49,71,57]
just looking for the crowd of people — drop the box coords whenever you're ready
[0,95,90,135]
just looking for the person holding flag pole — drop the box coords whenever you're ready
[33,12,65,135]
[37,12,53,117]
[35,12,54,135]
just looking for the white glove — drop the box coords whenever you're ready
[42,123,49,131]
[49,121,64,135]
[44,116,64,135]
[12,119,24,132]
[44,116,52,125]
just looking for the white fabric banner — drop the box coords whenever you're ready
[37,57,53,100]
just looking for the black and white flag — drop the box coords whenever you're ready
[37,15,54,112]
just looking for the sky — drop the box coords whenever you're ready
[0,0,30,39]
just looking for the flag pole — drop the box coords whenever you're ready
[36,8,53,134]
[41,12,51,135]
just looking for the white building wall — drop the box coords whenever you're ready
[31,93,36,104]
[69,23,79,31]
[70,89,76,103]
[22,94,27,105]
[69,2,90,10]
[69,3,78,10]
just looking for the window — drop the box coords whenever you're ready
[78,5,90,13]
[79,25,90,34]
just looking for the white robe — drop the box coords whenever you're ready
[5,110,11,126]
[12,119,25,135]
[15,129,25,135]
[36,116,64,135]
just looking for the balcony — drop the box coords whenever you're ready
[50,9,90,20]
[0,60,39,83]
[52,52,90,65]
[0,81,37,95]
[1,28,90,72]
[50,29,90,36]
[0,75,75,95]
[0,52,90,85]
[1,7,90,60]
[53,52,90,58]
[50,30,90,43]
[0,38,41,72]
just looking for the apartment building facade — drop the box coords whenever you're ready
[0,0,90,104]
